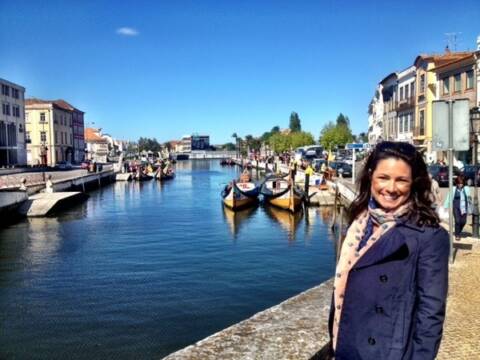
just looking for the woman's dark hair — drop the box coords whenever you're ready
[455,174,465,186]
[348,141,439,226]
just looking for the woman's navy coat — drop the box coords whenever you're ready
[329,220,450,360]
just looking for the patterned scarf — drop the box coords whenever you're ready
[332,199,412,351]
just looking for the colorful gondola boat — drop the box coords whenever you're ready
[221,180,260,210]
[260,176,304,212]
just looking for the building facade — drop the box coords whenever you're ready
[380,73,398,142]
[367,84,384,144]
[85,128,108,163]
[0,78,26,166]
[395,66,416,143]
[25,99,77,166]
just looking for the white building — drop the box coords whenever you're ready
[0,78,26,166]
[367,84,384,144]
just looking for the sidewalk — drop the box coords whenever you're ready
[437,235,480,359]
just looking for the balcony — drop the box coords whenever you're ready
[396,96,415,111]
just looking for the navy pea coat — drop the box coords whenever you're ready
[329,220,450,360]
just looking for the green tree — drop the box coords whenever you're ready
[268,133,291,153]
[290,131,315,149]
[289,112,301,132]
[319,122,354,150]
[223,142,236,151]
[336,113,350,127]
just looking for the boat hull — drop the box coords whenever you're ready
[222,182,259,210]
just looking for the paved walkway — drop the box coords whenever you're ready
[437,236,480,359]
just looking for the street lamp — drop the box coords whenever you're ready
[470,106,480,238]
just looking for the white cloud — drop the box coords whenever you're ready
[116,27,139,37]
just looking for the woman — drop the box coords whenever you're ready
[443,174,472,241]
[327,141,449,360]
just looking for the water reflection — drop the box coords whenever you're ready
[263,205,304,242]
[221,204,259,238]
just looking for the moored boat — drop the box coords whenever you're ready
[260,176,304,212]
[222,180,260,210]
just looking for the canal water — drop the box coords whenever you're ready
[0,160,337,359]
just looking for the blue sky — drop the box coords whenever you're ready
[1,0,479,144]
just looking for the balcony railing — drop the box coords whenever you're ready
[396,96,415,110]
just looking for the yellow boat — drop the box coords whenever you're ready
[221,180,260,210]
[260,176,304,212]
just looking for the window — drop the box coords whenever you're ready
[410,83,415,98]
[405,85,409,99]
[54,114,58,124]
[12,88,19,99]
[25,112,29,123]
[40,112,46,122]
[13,105,20,117]
[454,74,461,92]
[2,103,10,115]
[70,134,73,145]
[55,131,58,144]
[7,123,16,146]
[419,110,425,136]
[404,115,408,132]
[400,87,404,101]
[40,131,47,143]
[466,70,474,90]
[409,113,414,131]
[1,84,9,96]
[420,74,425,93]
[18,124,23,133]
[443,77,450,95]
[26,131,31,143]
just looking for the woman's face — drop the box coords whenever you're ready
[370,157,412,211]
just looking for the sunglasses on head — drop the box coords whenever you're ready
[376,141,417,156]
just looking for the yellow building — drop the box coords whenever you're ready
[413,51,473,161]
[25,99,75,166]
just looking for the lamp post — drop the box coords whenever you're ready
[470,107,480,238]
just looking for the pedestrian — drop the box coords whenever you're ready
[429,173,441,209]
[443,174,472,241]
[324,141,449,360]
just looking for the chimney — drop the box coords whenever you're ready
[445,45,451,54]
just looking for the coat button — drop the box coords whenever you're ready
[368,337,376,345]
[379,274,388,283]
[375,306,384,314]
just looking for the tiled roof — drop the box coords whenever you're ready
[25,98,84,113]
[85,127,107,143]
[430,53,475,71]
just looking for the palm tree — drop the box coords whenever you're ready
[232,133,238,158]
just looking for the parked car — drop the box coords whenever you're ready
[330,161,352,178]
[431,165,461,187]
[462,165,480,185]
[56,161,72,170]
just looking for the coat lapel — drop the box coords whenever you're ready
[352,228,409,270]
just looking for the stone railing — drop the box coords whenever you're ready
[162,279,333,360]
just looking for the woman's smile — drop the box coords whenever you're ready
[370,158,412,211]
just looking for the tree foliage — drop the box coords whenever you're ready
[268,131,315,153]
[319,121,354,150]
[138,137,161,152]
[289,112,301,132]
[336,113,350,127]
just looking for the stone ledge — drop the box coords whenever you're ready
[163,279,333,360]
